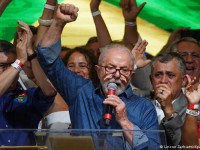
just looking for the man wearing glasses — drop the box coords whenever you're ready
[169,37,200,84]
[37,3,160,150]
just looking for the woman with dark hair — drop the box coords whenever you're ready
[63,46,99,87]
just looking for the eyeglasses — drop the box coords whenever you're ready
[98,65,133,76]
[178,52,200,59]
[0,63,12,71]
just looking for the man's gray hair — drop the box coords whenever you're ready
[99,43,135,70]
[151,52,186,76]
[168,37,200,52]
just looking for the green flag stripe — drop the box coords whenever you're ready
[104,0,200,31]
[0,0,63,41]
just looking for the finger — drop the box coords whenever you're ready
[121,0,129,9]
[72,6,79,20]
[132,0,137,6]
[132,40,142,52]
[144,59,151,66]
[137,40,148,53]
[18,20,28,28]
[19,26,29,33]
[138,2,146,13]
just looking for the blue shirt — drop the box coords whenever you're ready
[37,40,160,150]
[0,84,54,146]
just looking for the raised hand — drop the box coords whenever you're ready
[17,20,34,55]
[90,0,101,12]
[16,23,28,64]
[120,0,146,21]
[131,39,151,68]
[185,74,200,104]
[55,3,79,26]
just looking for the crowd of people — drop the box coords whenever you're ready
[0,0,200,149]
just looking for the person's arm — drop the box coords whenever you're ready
[18,20,56,96]
[130,39,152,91]
[34,0,57,48]
[159,28,189,54]
[37,4,84,105]
[0,25,29,96]
[182,114,198,146]
[40,4,78,47]
[0,66,20,96]
[181,75,200,146]
[90,0,112,47]
[121,0,146,48]
[0,24,30,96]
[0,0,11,16]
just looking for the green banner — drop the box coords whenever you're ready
[105,0,200,31]
[0,0,62,41]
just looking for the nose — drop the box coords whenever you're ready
[73,66,81,74]
[160,75,168,84]
[184,54,193,63]
[113,69,121,78]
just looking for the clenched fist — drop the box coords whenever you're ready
[55,3,79,25]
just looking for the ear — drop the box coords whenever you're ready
[182,75,188,87]
[130,71,135,78]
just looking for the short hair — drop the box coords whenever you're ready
[151,52,186,76]
[98,43,135,70]
[0,40,16,53]
[169,37,200,52]
[63,46,99,87]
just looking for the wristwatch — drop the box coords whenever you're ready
[28,51,37,61]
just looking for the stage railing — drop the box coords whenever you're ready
[0,129,166,150]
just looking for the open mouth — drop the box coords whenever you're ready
[186,66,195,73]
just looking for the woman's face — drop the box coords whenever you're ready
[66,51,90,79]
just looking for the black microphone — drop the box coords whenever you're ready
[104,83,117,126]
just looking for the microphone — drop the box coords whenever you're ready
[104,82,117,126]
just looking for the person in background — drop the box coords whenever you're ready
[169,37,200,84]
[63,46,99,86]
[0,21,56,146]
[150,52,200,147]
[181,76,200,147]
[85,36,100,58]
[37,3,160,149]
[159,28,189,54]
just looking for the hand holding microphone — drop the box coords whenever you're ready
[104,82,117,126]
